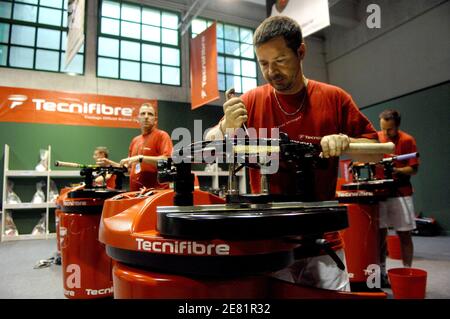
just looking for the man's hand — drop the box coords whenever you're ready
[96,157,121,168]
[204,88,248,140]
[119,155,141,167]
[320,134,350,158]
[94,175,107,186]
[96,157,112,167]
[221,88,248,133]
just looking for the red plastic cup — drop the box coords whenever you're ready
[387,235,402,260]
[388,268,427,299]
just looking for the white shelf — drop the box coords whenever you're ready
[49,170,81,177]
[3,203,48,209]
[2,144,83,242]
[1,233,56,241]
[5,170,48,177]
[5,170,82,178]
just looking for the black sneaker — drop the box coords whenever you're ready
[54,255,61,265]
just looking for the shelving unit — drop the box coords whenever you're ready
[1,144,82,242]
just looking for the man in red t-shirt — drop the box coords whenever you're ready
[378,109,419,286]
[206,16,378,291]
[118,103,173,191]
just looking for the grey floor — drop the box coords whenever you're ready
[0,236,449,299]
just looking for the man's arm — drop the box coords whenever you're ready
[320,91,379,158]
[119,155,168,167]
[394,165,418,176]
[395,137,419,176]
[96,157,121,168]
[142,155,168,166]
[320,135,378,158]
[120,132,173,167]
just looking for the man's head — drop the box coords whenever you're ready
[138,103,156,133]
[253,15,305,93]
[379,109,401,139]
[93,146,109,161]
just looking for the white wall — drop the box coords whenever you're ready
[303,36,328,83]
[326,0,450,107]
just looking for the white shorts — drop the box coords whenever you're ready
[379,196,416,231]
[271,249,351,291]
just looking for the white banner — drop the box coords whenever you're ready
[65,0,85,68]
[269,0,330,37]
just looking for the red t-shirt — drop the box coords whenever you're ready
[242,80,378,201]
[377,130,419,197]
[128,128,173,191]
[106,174,117,189]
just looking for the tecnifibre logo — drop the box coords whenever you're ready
[5,94,134,117]
[7,94,28,109]
[33,98,134,117]
[136,238,230,256]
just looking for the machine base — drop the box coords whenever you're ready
[112,262,387,299]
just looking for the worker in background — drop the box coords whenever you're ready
[378,109,419,288]
[119,103,173,191]
[92,146,116,188]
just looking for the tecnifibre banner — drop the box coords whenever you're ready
[65,0,85,68]
[0,86,157,129]
[190,22,219,110]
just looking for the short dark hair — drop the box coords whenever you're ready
[140,103,156,115]
[95,146,109,158]
[253,15,303,54]
[379,109,401,126]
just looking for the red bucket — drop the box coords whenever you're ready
[388,268,427,299]
[387,235,402,260]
